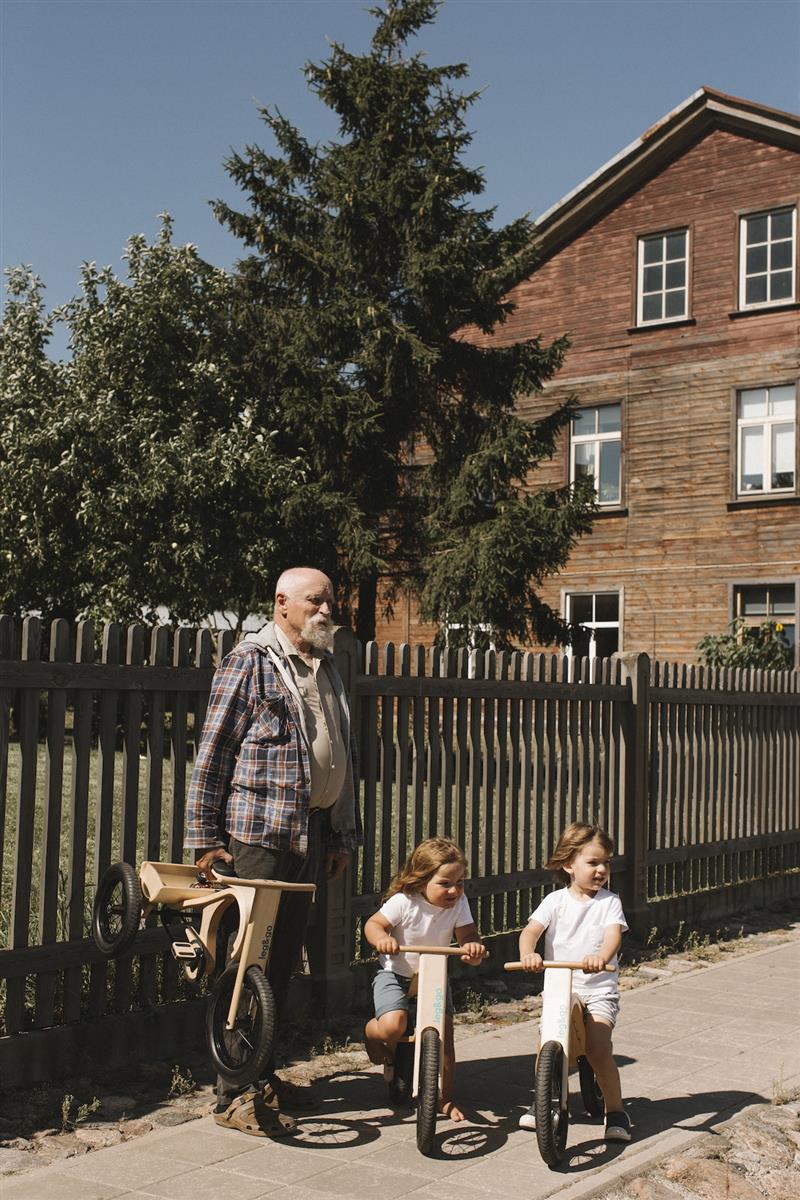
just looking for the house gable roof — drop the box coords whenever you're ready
[534,87,800,263]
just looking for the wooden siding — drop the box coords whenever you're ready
[376,128,800,660]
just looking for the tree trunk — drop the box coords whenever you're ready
[356,574,377,644]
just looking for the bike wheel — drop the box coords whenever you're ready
[578,1054,604,1117]
[92,862,142,957]
[534,1040,569,1167]
[207,963,276,1089]
[416,1027,440,1155]
[389,1039,414,1108]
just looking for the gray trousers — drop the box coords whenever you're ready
[216,811,326,1105]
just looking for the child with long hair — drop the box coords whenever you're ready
[363,837,485,1121]
[518,822,632,1142]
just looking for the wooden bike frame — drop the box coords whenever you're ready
[138,861,315,1032]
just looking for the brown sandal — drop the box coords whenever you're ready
[213,1089,297,1137]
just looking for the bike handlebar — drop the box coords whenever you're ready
[504,960,604,971]
[396,944,489,957]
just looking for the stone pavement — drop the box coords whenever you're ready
[3,940,798,1200]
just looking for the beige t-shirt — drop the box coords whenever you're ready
[274,626,347,809]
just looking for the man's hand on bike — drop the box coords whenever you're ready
[195,847,234,875]
[520,952,544,972]
[581,955,607,973]
[460,941,487,966]
[375,935,400,955]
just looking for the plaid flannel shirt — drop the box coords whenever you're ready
[185,636,360,858]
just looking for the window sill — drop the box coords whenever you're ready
[627,318,696,334]
[727,495,800,511]
[729,302,800,320]
[591,506,628,519]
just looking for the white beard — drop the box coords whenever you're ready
[301,617,336,653]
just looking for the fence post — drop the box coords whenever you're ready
[308,627,360,1014]
[618,652,650,936]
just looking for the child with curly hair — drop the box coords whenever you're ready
[363,837,485,1120]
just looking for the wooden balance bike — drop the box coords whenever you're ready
[504,959,604,1167]
[92,860,315,1087]
[389,944,488,1156]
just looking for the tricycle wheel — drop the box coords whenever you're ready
[416,1027,440,1155]
[578,1054,604,1117]
[92,862,142,958]
[534,1040,569,1167]
[207,963,276,1089]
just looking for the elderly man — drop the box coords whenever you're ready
[185,567,360,1136]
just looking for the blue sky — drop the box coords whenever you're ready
[2,0,799,344]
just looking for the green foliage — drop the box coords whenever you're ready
[60,1093,100,1130]
[2,1,594,640]
[215,0,595,645]
[696,618,793,671]
[0,224,330,625]
[168,1064,197,1098]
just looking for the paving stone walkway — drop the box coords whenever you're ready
[3,940,798,1200]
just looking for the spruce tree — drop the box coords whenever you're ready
[216,0,594,647]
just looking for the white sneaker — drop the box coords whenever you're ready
[518,1107,536,1130]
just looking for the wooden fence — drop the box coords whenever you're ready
[1,616,799,1086]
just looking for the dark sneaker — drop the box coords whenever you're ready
[518,1104,536,1130]
[604,1111,632,1142]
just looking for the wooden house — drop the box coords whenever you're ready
[379,88,800,666]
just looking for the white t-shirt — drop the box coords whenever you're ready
[376,891,474,978]
[529,887,628,998]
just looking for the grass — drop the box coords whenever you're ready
[1,734,195,1036]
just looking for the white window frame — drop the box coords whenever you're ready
[738,206,797,310]
[563,591,621,663]
[570,404,622,506]
[636,229,689,325]
[736,384,796,497]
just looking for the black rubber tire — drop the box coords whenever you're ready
[389,1039,414,1108]
[207,963,276,1089]
[92,862,142,958]
[534,1040,569,1167]
[578,1054,604,1117]
[416,1027,440,1155]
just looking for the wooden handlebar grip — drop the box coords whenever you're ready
[504,960,596,971]
[397,945,489,958]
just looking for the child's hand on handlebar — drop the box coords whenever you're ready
[581,955,607,973]
[520,952,544,972]
[375,935,400,956]
[460,942,486,966]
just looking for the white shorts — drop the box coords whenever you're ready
[578,993,619,1026]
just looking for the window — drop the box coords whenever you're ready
[739,207,796,309]
[737,384,796,495]
[566,592,620,661]
[637,230,688,324]
[733,584,796,656]
[570,404,621,505]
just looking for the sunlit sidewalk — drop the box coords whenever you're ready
[4,940,799,1200]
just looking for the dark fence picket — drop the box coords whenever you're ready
[88,623,121,1018]
[0,615,14,911]
[35,619,70,1028]
[7,617,41,1033]
[61,621,94,1024]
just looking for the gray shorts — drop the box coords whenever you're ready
[578,994,620,1026]
[372,970,455,1019]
